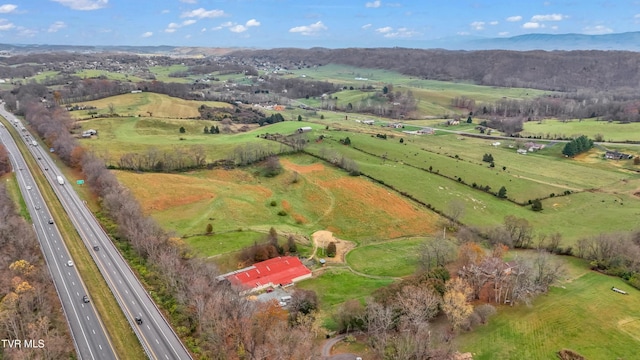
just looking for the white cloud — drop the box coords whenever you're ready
[362,23,372,29]
[498,31,509,36]
[180,0,197,3]
[0,19,14,31]
[246,19,260,27]
[635,14,640,18]
[375,26,392,33]
[0,4,17,13]
[48,21,66,33]
[141,31,153,38]
[522,22,542,29]
[470,21,485,30]
[531,13,566,22]
[583,25,613,35]
[489,21,498,26]
[201,27,206,32]
[51,0,108,11]
[375,26,417,38]
[506,15,522,22]
[365,0,381,8]
[17,26,36,37]
[289,21,327,35]
[161,9,169,14]
[181,8,225,19]
[230,25,247,33]
[182,19,196,26]
[220,21,233,27]
[165,22,180,33]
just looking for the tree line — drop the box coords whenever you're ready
[0,184,73,359]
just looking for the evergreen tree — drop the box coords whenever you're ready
[562,141,577,157]
[498,186,507,199]
[531,199,543,211]
[179,126,185,133]
[467,116,472,124]
[203,126,209,134]
[297,114,302,121]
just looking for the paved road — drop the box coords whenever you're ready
[321,334,361,360]
[0,105,193,360]
[0,118,117,359]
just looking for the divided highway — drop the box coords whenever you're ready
[0,118,116,359]
[0,105,192,360]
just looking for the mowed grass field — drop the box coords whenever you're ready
[456,258,640,360]
[305,128,640,243]
[346,237,434,277]
[521,118,640,142]
[69,92,230,119]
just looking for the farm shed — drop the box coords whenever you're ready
[297,126,312,133]
[604,151,633,160]
[218,256,312,294]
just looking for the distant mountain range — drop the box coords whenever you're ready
[445,31,640,51]
[1,31,640,55]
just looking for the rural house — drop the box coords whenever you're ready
[604,150,633,160]
[218,256,312,294]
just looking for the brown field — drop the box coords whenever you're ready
[115,155,442,242]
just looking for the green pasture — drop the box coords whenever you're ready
[75,69,145,82]
[346,237,433,277]
[457,261,640,359]
[522,118,640,142]
[297,267,393,308]
[306,131,640,244]
[148,64,190,83]
[78,117,303,164]
[29,70,61,83]
[184,230,267,257]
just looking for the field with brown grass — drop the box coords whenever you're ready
[114,154,441,247]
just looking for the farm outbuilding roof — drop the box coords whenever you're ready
[221,256,312,293]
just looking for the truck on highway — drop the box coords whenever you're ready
[56,176,64,185]
[32,140,37,146]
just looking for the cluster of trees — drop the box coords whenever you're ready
[116,145,207,172]
[238,228,299,265]
[0,144,11,176]
[203,125,220,134]
[562,135,594,157]
[0,184,73,359]
[198,104,265,123]
[457,242,562,305]
[575,232,640,289]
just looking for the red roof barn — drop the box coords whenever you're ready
[221,256,312,294]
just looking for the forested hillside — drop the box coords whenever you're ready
[230,48,640,92]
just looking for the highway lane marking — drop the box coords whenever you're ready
[93,329,96,334]
[165,354,169,359]
[87,316,90,320]
[155,339,160,344]
[72,282,75,285]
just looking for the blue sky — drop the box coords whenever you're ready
[0,0,639,47]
